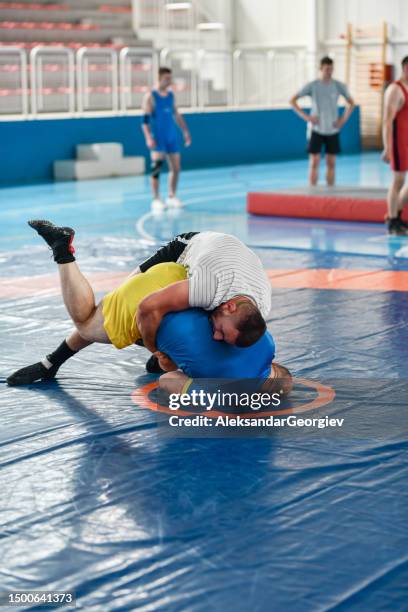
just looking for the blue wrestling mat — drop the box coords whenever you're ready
[1,153,407,610]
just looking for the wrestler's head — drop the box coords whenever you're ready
[156,308,274,379]
[210,297,266,347]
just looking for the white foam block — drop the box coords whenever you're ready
[113,157,145,176]
[54,157,145,181]
[54,160,110,180]
[76,142,124,162]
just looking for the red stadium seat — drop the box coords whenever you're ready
[0,41,123,49]
[0,3,67,10]
[98,5,132,12]
[0,21,99,30]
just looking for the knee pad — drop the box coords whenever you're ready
[151,159,164,179]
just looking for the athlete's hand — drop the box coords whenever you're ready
[146,136,156,149]
[154,351,178,372]
[381,148,390,163]
[333,117,345,129]
[308,115,319,126]
[184,132,192,147]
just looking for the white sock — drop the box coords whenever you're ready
[41,357,53,370]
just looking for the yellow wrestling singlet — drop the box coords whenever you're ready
[102,262,187,349]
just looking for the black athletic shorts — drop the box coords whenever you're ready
[307,131,341,155]
[139,231,199,273]
[135,232,199,347]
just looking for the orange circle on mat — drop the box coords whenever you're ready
[131,377,335,418]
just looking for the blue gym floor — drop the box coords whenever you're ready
[1,152,407,610]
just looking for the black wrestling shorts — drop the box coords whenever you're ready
[139,232,199,273]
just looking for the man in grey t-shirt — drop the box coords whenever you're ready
[290,56,355,186]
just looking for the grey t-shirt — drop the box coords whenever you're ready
[295,79,351,135]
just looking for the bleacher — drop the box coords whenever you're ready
[0,1,155,115]
[0,1,225,115]
[0,1,146,48]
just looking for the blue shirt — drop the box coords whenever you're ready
[157,309,275,379]
[151,90,178,140]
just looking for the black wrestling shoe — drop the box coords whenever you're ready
[386,217,408,236]
[28,219,75,263]
[397,211,408,230]
[145,354,165,374]
[7,361,59,386]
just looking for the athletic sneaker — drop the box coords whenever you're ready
[166,196,183,208]
[151,198,166,213]
[7,361,59,386]
[397,211,408,230]
[386,217,408,236]
[28,219,75,263]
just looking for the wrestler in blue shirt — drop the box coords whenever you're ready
[157,308,275,380]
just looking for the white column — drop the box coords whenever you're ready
[306,0,320,80]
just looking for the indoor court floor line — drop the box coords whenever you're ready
[0,152,407,610]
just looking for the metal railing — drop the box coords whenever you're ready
[233,49,269,107]
[77,48,119,113]
[0,46,28,116]
[159,48,198,107]
[0,45,308,118]
[120,47,158,111]
[198,49,232,107]
[30,46,75,115]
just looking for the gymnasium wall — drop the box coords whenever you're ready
[234,0,312,48]
[0,107,360,185]
[235,0,408,66]
[323,0,408,64]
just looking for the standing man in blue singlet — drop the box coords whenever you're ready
[141,66,192,213]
